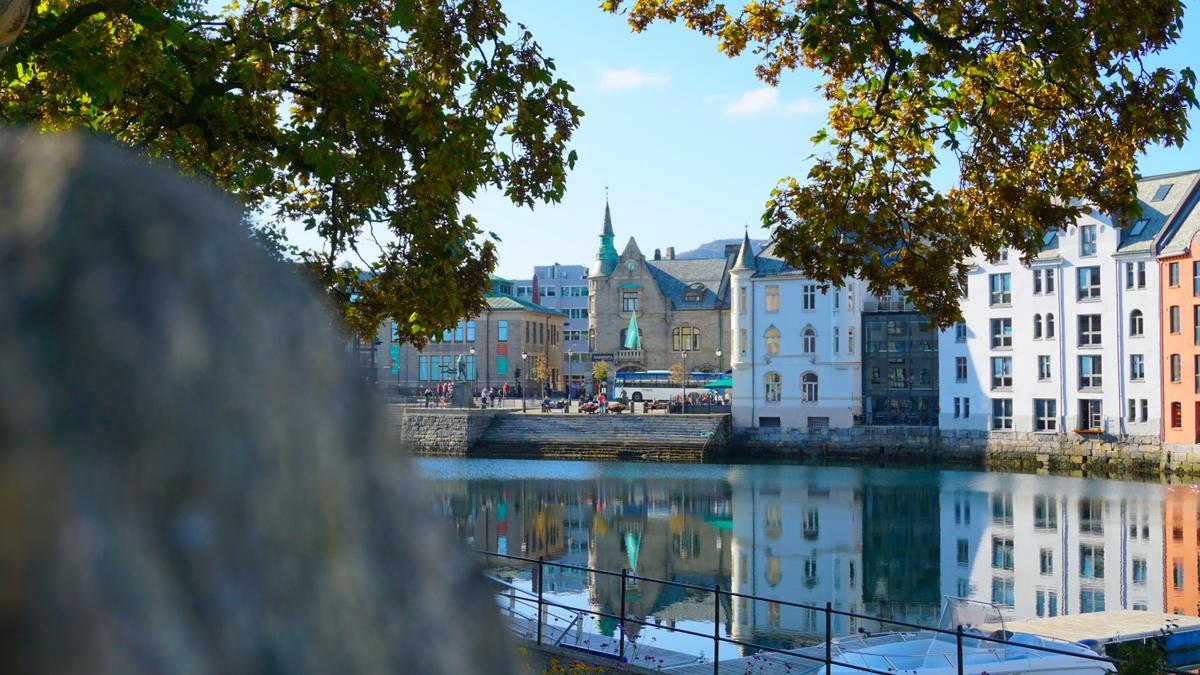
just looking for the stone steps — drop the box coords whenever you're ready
[477,414,727,454]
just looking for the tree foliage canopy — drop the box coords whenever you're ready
[1,0,581,343]
[605,0,1196,323]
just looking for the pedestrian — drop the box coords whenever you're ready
[423,387,432,408]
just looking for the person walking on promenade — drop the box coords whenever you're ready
[423,387,432,408]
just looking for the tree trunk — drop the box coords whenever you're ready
[0,0,31,59]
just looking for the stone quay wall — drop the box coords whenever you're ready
[390,407,503,455]
[733,426,1200,476]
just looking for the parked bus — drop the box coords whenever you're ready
[612,370,725,402]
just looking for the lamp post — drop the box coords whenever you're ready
[521,351,528,414]
[680,351,688,415]
[715,350,724,408]
[567,349,574,413]
[470,347,476,407]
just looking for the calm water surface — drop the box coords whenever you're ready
[418,458,1200,657]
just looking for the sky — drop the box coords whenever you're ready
[289,1,1200,280]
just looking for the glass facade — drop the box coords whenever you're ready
[862,311,939,426]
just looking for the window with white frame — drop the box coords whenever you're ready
[764,372,781,402]
[802,327,817,353]
[765,285,780,312]
[765,326,780,355]
[989,273,1011,305]
[991,357,1013,389]
[1129,309,1144,336]
[738,286,747,314]
[1034,399,1057,431]
[1079,355,1103,389]
[1078,314,1102,346]
[1038,355,1052,381]
[1130,354,1145,381]
[955,357,968,382]
[991,318,1013,348]
[801,373,819,402]
[992,398,1013,429]
[1079,224,1097,257]
[1125,261,1147,289]
[1046,313,1056,338]
[1077,266,1101,300]
[1033,314,1043,339]
[802,285,816,310]
[955,322,967,342]
[622,290,639,312]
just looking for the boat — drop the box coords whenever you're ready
[792,598,1115,675]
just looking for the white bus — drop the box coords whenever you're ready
[612,370,725,402]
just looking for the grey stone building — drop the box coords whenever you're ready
[374,277,566,395]
[587,201,732,381]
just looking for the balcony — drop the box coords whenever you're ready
[616,349,644,363]
[864,298,916,313]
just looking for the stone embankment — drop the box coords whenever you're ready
[738,427,1200,477]
[391,406,730,461]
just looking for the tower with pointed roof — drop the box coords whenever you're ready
[590,199,619,278]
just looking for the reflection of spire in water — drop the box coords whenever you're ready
[624,530,640,573]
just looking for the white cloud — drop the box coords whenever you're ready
[723,88,826,118]
[724,88,779,117]
[596,67,669,92]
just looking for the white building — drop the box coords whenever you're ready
[730,233,868,430]
[939,172,1199,437]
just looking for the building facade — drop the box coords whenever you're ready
[587,201,731,380]
[373,280,566,394]
[729,233,867,430]
[938,172,1199,440]
[529,264,591,392]
[862,291,940,426]
[1156,182,1200,444]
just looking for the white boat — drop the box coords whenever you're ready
[797,598,1115,675]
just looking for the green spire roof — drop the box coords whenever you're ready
[590,196,619,277]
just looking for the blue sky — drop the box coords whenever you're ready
[292,1,1200,280]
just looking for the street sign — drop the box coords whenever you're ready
[591,353,614,361]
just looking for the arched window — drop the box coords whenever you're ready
[764,372,781,402]
[764,326,781,355]
[801,372,819,402]
[1033,314,1042,339]
[1045,313,1055,338]
[672,325,700,351]
[802,327,817,353]
[1130,309,1144,337]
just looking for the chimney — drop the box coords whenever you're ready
[666,246,675,260]
[724,243,740,258]
[653,248,661,261]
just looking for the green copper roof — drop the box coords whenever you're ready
[591,198,620,277]
[486,294,566,317]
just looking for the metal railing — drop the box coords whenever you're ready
[477,549,1193,675]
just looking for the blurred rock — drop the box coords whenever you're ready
[0,130,514,675]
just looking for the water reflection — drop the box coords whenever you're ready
[423,459,1200,653]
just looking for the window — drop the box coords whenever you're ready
[989,273,1011,305]
[1078,314,1102,346]
[991,318,1013,348]
[955,322,967,342]
[953,397,961,418]
[991,357,1013,389]
[1133,558,1148,585]
[1038,355,1052,381]
[963,398,970,418]
[672,325,700,351]
[1037,590,1059,617]
[1081,589,1105,614]
[1080,224,1097,257]
[1125,261,1147,289]
[957,539,969,565]
[1130,354,1145,381]
[1080,544,1105,579]
[1175,561,1186,591]
[1040,548,1054,575]
[992,578,1014,607]
[992,537,1014,570]
[802,327,817,353]
[1141,399,1149,423]
[1171,354,1182,383]
[588,327,596,351]
[802,284,816,310]
[683,283,706,302]
[1035,399,1057,431]
[1170,261,1180,287]
[848,328,855,354]
[1195,306,1200,345]
[419,355,429,380]
[765,327,780,355]
[1153,183,1174,201]
[1033,270,1043,294]
[834,327,840,353]
[956,357,968,382]
[738,286,747,314]
[1195,261,1200,295]
[765,285,780,312]
[1034,495,1058,529]
[802,373,819,402]
[764,372,781,402]
[992,398,1013,429]
[1172,402,1183,428]
[1196,355,1200,393]
[1046,313,1055,338]
[497,320,508,342]
[622,290,639,312]
[739,328,747,355]
[1079,355,1103,389]
[1130,309,1144,336]
[1044,269,1055,295]
[1033,313,1043,339]
[1077,266,1101,300]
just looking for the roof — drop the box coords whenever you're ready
[644,257,731,309]
[485,294,566,317]
[1155,171,1200,257]
[731,230,756,272]
[747,241,806,277]
[1117,170,1200,256]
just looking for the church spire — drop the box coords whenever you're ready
[732,227,756,272]
[590,193,620,277]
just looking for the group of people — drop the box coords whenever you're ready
[421,381,456,408]
[673,392,730,406]
[543,392,610,414]
[477,383,519,409]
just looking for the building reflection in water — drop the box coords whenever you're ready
[424,462,1200,653]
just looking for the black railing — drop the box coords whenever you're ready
[477,549,1193,675]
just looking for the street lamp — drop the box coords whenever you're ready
[469,347,476,407]
[521,351,528,413]
[567,349,574,413]
[715,349,724,408]
[680,351,688,415]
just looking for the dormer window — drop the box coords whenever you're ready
[1129,218,1150,236]
[1152,184,1173,202]
[683,282,706,302]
